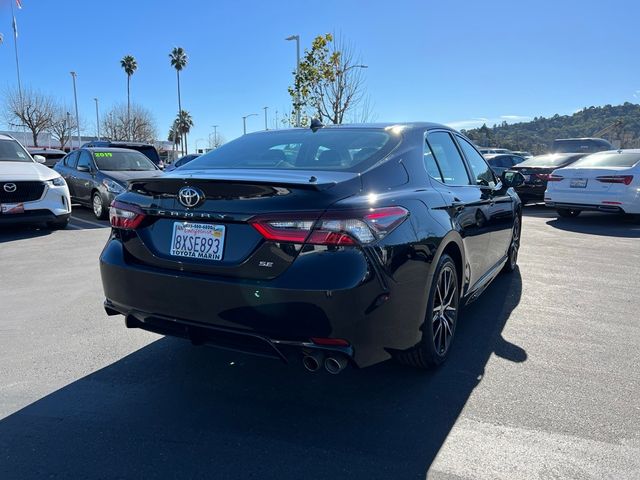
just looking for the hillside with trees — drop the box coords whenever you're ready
[461,103,640,154]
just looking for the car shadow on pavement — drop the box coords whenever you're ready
[0,225,53,242]
[0,271,523,479]
[546,215,640,238]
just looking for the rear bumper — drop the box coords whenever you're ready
[100,237,428,368]
[545,201,626,214]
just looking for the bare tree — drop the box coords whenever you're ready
[102,103,158,142]
[347,94,377,124]
[318,36,368,124]
[49,107,77,150]
[208,132,226,149]
[4,87,56,146]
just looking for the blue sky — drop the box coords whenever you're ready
[1,0,639,150]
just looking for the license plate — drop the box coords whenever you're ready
[0,203,25,214]
[570,178,588,188]
[170,222,225,261]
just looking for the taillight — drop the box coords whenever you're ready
[109,200,146,229]
[596,175,633,185]
[250,206,409,245]
[535,173,552,181]
[310,337,350,346]
[546,174,564,182]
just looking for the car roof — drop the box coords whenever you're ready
[83,147,141,153]
[85,140,155,147]
[28,148,66,154]
[0,133,17,141]
[245,122,451,135]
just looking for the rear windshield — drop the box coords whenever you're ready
[572,152,640,168]
[185,129,400,172]
[133,146,161,164]
[517,154,577,167]
[94,151,158,171]
[0,139,32,162]
[551,139,611,153]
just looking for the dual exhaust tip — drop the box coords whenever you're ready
[302,351,348,374]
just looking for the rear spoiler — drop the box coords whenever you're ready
[128,171,360,195]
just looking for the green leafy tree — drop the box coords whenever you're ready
[120,55,137,140]
[288,34,339,124]
[169,47,188,154]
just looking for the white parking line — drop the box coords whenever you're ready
[69,215,108,228]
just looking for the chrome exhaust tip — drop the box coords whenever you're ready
[302,352,323,372]
[324,355,348,374]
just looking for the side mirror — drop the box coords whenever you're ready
[76,165,90,172]
[34,155,46,164]
[502,170,525,188]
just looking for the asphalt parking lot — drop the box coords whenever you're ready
[1,206,639,480]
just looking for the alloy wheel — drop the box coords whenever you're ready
[93,194,103,218]
[510,215,521,268]
[432,265,457,356]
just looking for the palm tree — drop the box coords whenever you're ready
[120,55,137,140]
[168,121,181,152]
[176,110,194,154]
[169,47,188,154]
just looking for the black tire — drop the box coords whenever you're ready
[397,254,460,369]
[557,208,580,218]
[47,215,69,230]
[92,191,108,220]
[502,213,521,274]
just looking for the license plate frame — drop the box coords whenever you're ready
[169,222,226,261]
[570,178,588,188]
[0,203,25,214]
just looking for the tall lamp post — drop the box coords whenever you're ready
[70,72,81,149]
[285,35,300,127]
[93,98,100,141]
[211,125,219,148]
[263,106,269,130]
[242,113,258,135]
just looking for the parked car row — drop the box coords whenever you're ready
[545,150,640,218]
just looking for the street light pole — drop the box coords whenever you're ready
[285,35,300,127]
[70,72,81,149]
[242,114,258,135]
[211,125,219,147]
[94,98,100,141]
[263,106,268,130]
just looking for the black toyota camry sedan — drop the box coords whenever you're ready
[100,123,524,372]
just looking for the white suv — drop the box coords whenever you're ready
[0,134,71,229]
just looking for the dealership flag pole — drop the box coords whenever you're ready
[11,0,23,109]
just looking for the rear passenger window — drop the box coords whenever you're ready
[64,151,79,167]
[456,136,496,187]
[423,142,443,181]
[426,131,470,185]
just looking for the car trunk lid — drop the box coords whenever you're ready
[119,169,362,279]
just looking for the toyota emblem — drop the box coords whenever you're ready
[3,183,17,193]
[178,186,204,208]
